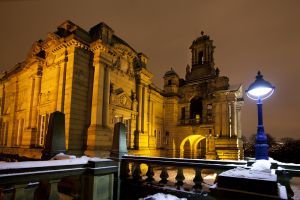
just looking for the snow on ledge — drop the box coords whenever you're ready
[141,193,187,200]
[220,160,277,181]
[0,153,111,170]
[219,167,277,181]
[251,160,271,173]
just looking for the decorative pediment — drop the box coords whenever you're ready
[112,55,135,78]
[114,43,136,60]
[111,90,132,109]
[42,32,61,51]
[27,40,43,59]
[58,20,78,32]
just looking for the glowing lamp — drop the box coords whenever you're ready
[246,71,275,101]
[246,71,275,160]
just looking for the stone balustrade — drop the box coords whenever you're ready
[120,155,300,199]
[1,156,299,200]
[120,155,248,199]
[0,159,118,200]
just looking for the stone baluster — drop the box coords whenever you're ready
[13,184,27,200]
[120,160,130,180]
[48,179,60,200]
[145,164,154,183]
[159,167,169,185]
[277,171,294,199]
[25,182,39,200]
[214,169,223,176]
[132,163,142,182]
[175,167,185,189]
[1,187,14,199]
[193,168,203,192]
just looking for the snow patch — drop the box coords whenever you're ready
[219,167,276,181]
[141,193,187,200]
[278,183,288,199]
[0,155,110,170]
[251,159,271,173]
[51,153,76,160]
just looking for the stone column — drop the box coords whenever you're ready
[102,65,110,127]
[56,50,68,113]
[143,86,149,133]
[22,76,35,148]
[86,46,112,157]
[231,101,237,137]
[222,102,229,137]
[54,64,61,111]
[137,84,143,132]
[30,73,42,146]
[9,79,19,146]
[150,100,154,140]
[236,105,242,138]
[89,60,105,126]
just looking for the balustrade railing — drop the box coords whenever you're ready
[120,155,248,197]
[121,155,300,199]
[0,159,118,200]
[1,155,299,199]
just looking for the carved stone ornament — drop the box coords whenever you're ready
[27,41,42,59]
[42,32,61,51]
[111,91,132,109]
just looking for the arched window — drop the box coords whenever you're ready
[190,97,203,123]
[198,51,204,64]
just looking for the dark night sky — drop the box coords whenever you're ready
[0,0,299,139]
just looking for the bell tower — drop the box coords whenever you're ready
[186,31,216,81]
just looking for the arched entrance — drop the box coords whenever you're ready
[180,135,206,159]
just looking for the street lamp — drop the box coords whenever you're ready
[246,71,275,160]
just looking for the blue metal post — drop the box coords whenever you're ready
[255,98,269,160]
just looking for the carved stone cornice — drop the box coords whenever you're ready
[114,43,136,60]
[51,38,90,53]
[135,67,153,85]
[90,39,109,53]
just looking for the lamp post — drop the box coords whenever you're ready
[246,71,275,160]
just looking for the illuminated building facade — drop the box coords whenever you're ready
[0,21,243,160]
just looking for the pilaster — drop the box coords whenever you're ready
[86,41,113,157]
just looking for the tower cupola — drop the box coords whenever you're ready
[163,68,179,94]
[186,31,217,82]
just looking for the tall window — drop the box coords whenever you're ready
[0,122,8,146]
[124,119,131,148]
[190,97,203,123]
[198,51,204,64]
[157,130,161,148]
[181,107,186,120]
[38,114,49,146]
[14,119,24,146]
[207,104,213,123]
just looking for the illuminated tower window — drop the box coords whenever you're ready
[190,97,203,123]
[198,51,204,64]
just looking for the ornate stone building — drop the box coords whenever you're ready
[0,21,243,160]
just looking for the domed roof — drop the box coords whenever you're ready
[164,68,178,77]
